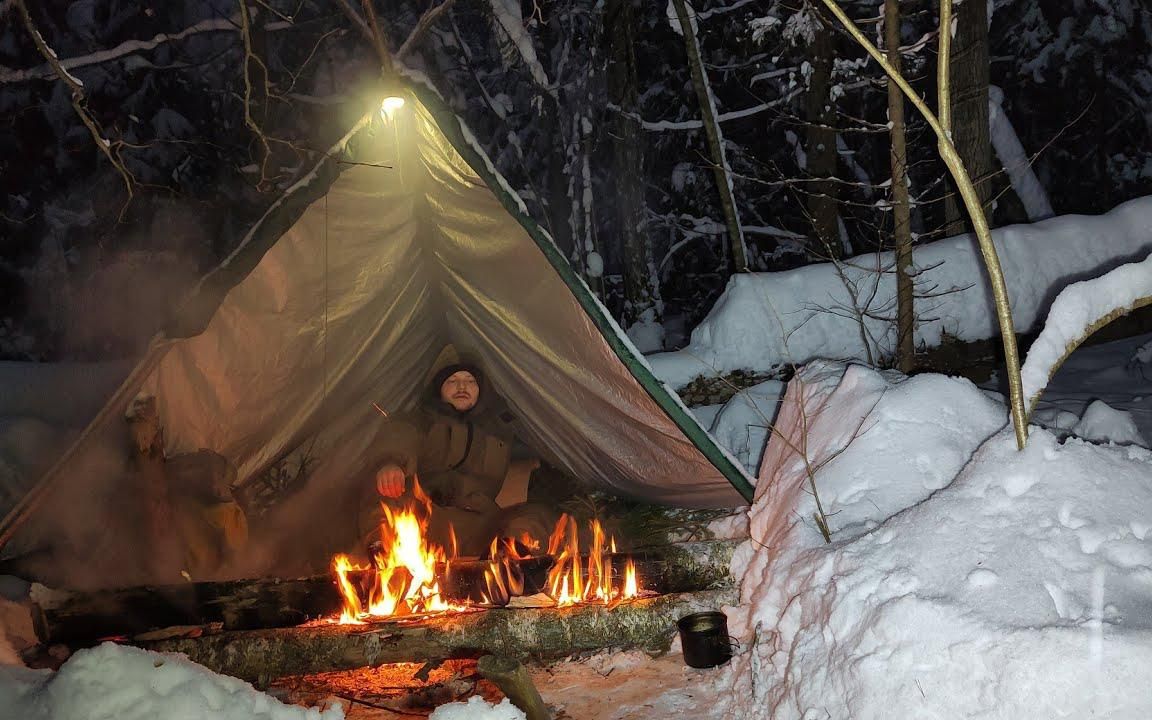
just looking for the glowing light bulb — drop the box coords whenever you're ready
[381,96,405,120]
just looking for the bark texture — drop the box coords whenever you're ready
[607,0,662,334]
[885,0,915,371]
[806,11,841,259]
[140,588,737,684]
[942,0,993,236]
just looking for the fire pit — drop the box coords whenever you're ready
[29,494,739,686]
[324,483,646,626]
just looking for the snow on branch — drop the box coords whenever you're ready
[0,15,241,84]
[609,88,801,131]
[1021,252,1152,417]
[488,0,552,93]
[13,0,134,215]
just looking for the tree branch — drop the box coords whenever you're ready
[397,0,456,59]
[331,0,375,47]
[14,0,134,216]
[817,0,1028,450]
[0,16,241,84]
[237,0,274,185]
[359,0,395,75]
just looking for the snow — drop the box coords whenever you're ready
[1020,250,1152,409]
[988,85,1054,221]
[1072,399,1146,446]
[488,0,552,93]
[429,696,525,719]
[649,195,1152,389]
[710,361,1152,718]
[3,360,1152,719]
[0,643,343,720]
[7,201,1152,716]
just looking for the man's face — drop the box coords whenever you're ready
[440,370,479,412]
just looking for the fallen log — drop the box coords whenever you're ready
[33,539,739,645]
[137,588,738,684]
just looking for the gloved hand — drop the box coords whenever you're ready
[375,463,406,498]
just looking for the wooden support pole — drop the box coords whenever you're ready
[477,655,551,720]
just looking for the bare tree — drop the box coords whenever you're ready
[885,0,915,371]
[817,0,1028,449]
[669,0,749,273]
[805,7,841,259]
[607,0,663,347]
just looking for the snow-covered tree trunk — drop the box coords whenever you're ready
[885,0,914,371]
[942,0,994,236]
[669,0,749,273]
[805,11,842,259]
[988,85,1054,221]
[607,0,663,351]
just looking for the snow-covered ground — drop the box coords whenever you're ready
[9,348,1152,719]
[5,197,1152,717]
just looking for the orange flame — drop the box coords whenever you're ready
[545,515,640,607]
[332,498,641,621]
[332,479,466,623]
[481,536,527,605]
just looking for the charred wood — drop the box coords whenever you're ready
[33,539,738,646]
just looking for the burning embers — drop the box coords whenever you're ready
[332,481,640,623]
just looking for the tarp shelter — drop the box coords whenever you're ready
[0,76,753,554]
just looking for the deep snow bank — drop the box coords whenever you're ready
[0,643,343,720]
[650,196,1152,388]
[716,362,1152,718]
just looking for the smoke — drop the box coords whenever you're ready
[24,198,217,361]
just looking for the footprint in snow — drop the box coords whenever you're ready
[966,568,998,588]
[1058,503,1088,530]
[1002,473,1038,497]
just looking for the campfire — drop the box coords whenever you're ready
[330,480,642,623]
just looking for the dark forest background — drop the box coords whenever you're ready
[1,0,1149,361]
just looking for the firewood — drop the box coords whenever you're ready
[33,540,739,646]
[477,654,550,720]
[136,588,737,684]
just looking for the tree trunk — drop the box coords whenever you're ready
[886,0,914,371]
[669,0,748,273]
[942,0,993,236]
[607,0,663,348]
[137,589,736,684]
[806,11,841,259]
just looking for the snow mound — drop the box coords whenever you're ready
[715,362,1152,718]
[428,696,526,720]
[1073,399,1147,447]
[705,379,785,473]
[648,196,1152,388]
[0,643,344,720]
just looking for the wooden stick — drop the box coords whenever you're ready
[477,655,550,720]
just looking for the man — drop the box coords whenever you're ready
[360,359,556,556]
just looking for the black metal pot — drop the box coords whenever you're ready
[677,611,733,668]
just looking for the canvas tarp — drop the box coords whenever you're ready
[1,79,752,553]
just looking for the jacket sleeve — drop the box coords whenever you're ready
[374,411,427,476]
